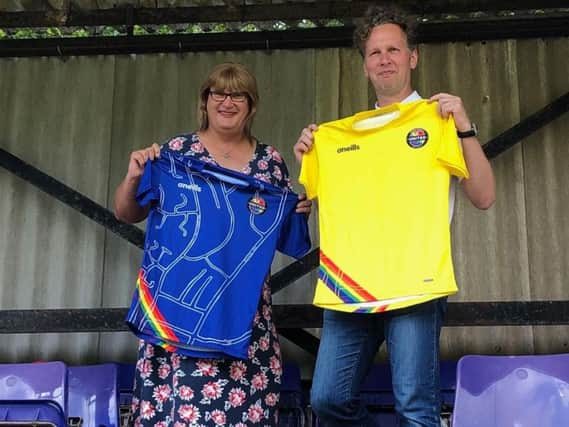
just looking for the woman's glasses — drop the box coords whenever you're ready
[209,90,248,103]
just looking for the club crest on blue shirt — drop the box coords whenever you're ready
[406,128,429,148]
[248,196,267,215]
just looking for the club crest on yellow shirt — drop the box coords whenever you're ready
[406,128,429,148]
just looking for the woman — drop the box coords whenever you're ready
[114,62,311,426]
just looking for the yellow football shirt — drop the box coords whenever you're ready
[300,100,469,313]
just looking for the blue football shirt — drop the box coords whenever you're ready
[126,152,310,359]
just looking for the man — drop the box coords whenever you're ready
[293,5,495,427]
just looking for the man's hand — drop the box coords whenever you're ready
[293,124,318,163]
[295,193,312,216]
[428,93,472,133]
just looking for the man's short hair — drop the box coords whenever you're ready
[353,4,418,56]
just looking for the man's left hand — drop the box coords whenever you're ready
[428,93,472,133]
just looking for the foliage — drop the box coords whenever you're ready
[0,20,346,40]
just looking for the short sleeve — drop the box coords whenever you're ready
[276,210,311,258]
[437,116,470,179]
[135,160,158,207]
[298,139,319,200]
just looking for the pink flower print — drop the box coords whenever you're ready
[262,305,271,320]
[178,385,195,401]
[264,146,276,160]
[131,396,139,412]
[253,311,261,326]
[269,355,282,376]
[210,409,227,426]
[137,359,153,379]
[258,335,270,352]
[269,321,278,337]
[247,403,264,423]
[170,353,181,370]
[272,165,283,181]
[139,400,156,420]
[242,165,252,175]
[155,422,168,427]
[254,172,271,183]
[234,424,247,427]
[229,361,247,381]
[168,137,186,151]
[152,384,172,403]
[271,149,283,163]
[248,344,257,360]
[251,372,268,391]
[257,159,269,170]
[262,286,271,303]
[177,404,200,423]
[158,363,171,379]
[227,388,246,407]
[201,381,223,400]
[195,360,219,377]
[190,141,204,153]
[265,393,278,407]
[143,343,155,358]
[173,422,187,427]
[273,342,281,357]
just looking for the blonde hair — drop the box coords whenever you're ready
[198,62,259,140]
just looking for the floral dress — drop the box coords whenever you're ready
[131,133,293,427]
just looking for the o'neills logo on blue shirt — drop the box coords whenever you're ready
[177,182,202,192]
[337,144,360,154]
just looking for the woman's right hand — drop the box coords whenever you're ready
[293,124,318,163]
[126,143,161,180]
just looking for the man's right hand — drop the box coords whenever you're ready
[126,143,161,181]
[293,124,318,163]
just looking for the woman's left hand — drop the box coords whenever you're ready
[295,193,312,216]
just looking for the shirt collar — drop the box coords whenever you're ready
[375,90,422,109]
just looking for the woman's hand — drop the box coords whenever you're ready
[293,124,318,163]
[126,143,161,181]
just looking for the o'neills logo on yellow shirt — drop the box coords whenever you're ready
[337,144,360,154]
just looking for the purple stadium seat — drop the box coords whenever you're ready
[313,361,457,427]
[360,363,395,407]
[279,363,307,427]
[114,363,135,406]
[452,353,569,427]
[114,362,135,427]
[439,360,457,407]
[68,363,119,427]
[0,361,68,427]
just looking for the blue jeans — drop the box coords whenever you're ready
[311,298,447,427]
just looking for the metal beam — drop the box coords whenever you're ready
[0,145,317,294]
[1,301,569,334]
[483,91,569,159]
[0,147,144,248]
[277,328,320,357]
[270,249,319,294]
[1,2,568,27]
[1,12,569,57]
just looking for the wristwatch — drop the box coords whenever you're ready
[456,123,478,139]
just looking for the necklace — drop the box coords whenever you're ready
[199,132,251,161]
